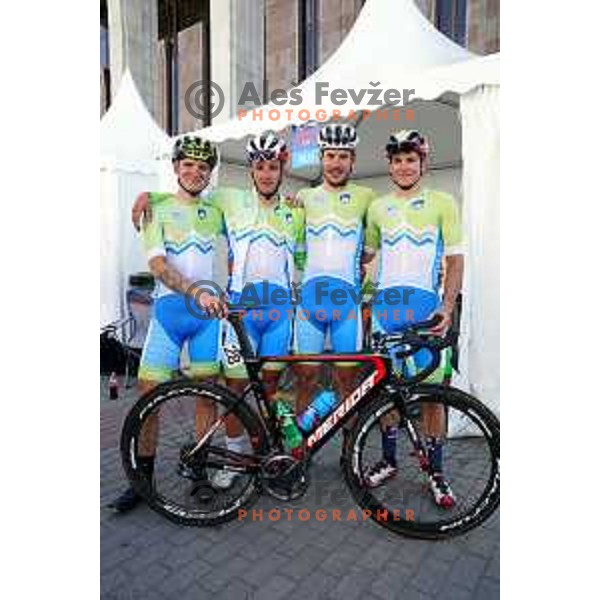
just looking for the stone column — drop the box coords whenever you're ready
[178,22,205,132]
[467,0,500,54]
[210,0,265,124]
[319,0,362,67]
[265,0,300,92]
[107,0,160,121]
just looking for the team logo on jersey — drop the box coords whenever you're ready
[284,213,293,225]
[339,192,351,204]
[386,206,397,216]
[170,210,185,223]
[410,198,425,210]
[197,208,207,220]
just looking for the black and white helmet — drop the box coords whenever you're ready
[318,124,359,151]
[246,132,289,163]
[385,130,429,160]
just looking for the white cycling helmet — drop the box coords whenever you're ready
[318,124,359,151]
[246,132,289,163]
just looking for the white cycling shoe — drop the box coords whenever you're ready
[211,469,240,490]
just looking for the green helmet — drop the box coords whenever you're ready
[172,135,218,169]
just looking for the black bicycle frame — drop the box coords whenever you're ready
[226,312,397,458]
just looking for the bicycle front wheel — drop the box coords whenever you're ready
[120,379,268,526]
[343,384,500,539]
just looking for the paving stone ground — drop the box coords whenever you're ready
[100,377,499,600]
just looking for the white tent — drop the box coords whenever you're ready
[100,70,172,328]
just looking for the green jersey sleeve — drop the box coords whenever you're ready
[148,192,171,205]
[292,206,306,271]
[364,201,381,253]
[439,194,463,255]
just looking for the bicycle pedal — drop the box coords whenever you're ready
[189,481,217,503]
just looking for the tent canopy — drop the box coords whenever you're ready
[100,69,170,162]
[193,0,498,180]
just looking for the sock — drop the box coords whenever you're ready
[381,426,398,467]
[426,436,443,473]
[138,455,155,483]
[226,435,250,455]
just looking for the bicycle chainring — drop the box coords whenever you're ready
[260,453,310,501]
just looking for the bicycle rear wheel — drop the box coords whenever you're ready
[120,379,268,526]
[343,384,500,539]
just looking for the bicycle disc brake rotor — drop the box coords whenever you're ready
[260,453,309,501]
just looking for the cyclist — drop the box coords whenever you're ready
[361,130,464,507]
[293,123,376,420]
[108,135,226,513]
[209,132,305,487]
[129,132,304,489]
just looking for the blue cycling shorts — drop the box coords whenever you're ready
[293,276,363,358]
[139,294,221,382]
[222,283,293,379]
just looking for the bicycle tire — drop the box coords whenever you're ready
[120,379,269,526]
[343,384,500,539]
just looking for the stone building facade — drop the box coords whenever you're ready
[100,0,500,133]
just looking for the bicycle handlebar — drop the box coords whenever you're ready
[370,315,458,384]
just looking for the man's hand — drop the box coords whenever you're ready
[428,306,452,336]
[198,292,229,319]
[283,193,303,209]
[132,192,151,231]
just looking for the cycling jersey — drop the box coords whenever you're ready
[364,189,463,294]
[208,187,304,378]
[208,187,305,294]
[143,193,224,298]
[294,183,376,355]
[298,183,376,287]
[138,193,224,382]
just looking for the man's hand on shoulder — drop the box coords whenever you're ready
[132,192,152,231]
[283,192,304,209]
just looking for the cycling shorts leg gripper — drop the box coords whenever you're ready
[188,318,222,378]
[138,317,181,383]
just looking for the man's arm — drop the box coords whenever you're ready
[442,255,464,315]
[141,210,226,316]
[429,193,464,335]
[148,256,194,296]
[132,192,170,231]
[149,256,226,317]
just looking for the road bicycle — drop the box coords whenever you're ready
[120,307,499,539]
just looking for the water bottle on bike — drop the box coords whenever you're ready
[296,389,338,433]
[273,400,304,457]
